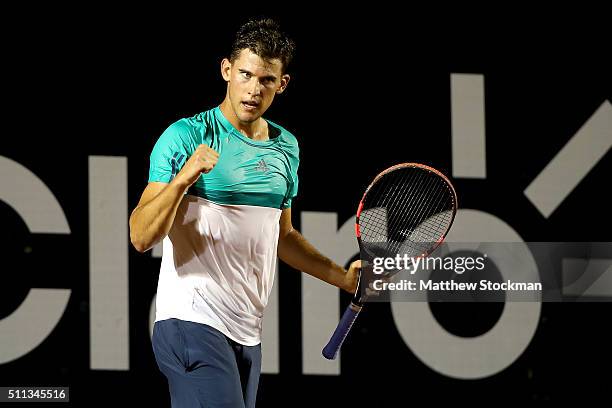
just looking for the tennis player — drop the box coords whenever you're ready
[129,17,360,408]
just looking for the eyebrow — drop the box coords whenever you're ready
[238,68,277,82]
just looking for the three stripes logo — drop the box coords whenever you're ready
[171,152,186,179]
[255,159,269,173]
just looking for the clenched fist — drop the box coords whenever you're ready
[175,144,219,188]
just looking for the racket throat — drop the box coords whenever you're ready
[349,302,363,312]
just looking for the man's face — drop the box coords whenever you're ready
[221,48,290,124]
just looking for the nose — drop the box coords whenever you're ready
[248,79,262,96]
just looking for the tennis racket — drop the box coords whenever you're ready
[322,163,458,360]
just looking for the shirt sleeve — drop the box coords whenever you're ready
[281,139,300,209]
[148,119,197,183]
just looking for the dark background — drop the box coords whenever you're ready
[1,5,611,406]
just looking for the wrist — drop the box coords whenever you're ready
[341,272,354,293]
[170,173,191,192]
[330,264,349,291]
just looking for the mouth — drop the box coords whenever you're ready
[241,101,260,112]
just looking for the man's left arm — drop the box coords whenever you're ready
[277,208,360,293]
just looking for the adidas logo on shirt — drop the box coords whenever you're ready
[255,159,269,172]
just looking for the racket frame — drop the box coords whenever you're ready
[322,163,458,359]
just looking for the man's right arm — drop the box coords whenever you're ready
[129,144,219,253]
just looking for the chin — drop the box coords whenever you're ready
[237,111,260,123]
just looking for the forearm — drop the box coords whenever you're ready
[277,229,350,292]
[129,178,188,252]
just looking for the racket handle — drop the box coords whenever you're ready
[322,302,362,360]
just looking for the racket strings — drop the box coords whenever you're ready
[394,169,440,237]
[405,175,453,241]
[359,166,455,259]
[360,168,421,243]
[388,171,445,254]
[361,169,430,244]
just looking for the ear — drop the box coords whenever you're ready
[276,74,291,94]
[221,58,232,82]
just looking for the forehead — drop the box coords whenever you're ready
[234,48,283,76]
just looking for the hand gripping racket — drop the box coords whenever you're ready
[322,163,458,360]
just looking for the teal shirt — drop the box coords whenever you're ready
[149,106,299,209]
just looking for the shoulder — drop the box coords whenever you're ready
[185,108,216,132]
[268,119,299,157]
[159,108,216,147]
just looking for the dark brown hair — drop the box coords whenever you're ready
[229,17,296,73]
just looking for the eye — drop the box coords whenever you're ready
[241,71,251,79]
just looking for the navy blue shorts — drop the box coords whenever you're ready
[152,318,261,408]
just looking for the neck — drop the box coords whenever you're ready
[219,98,267,140]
